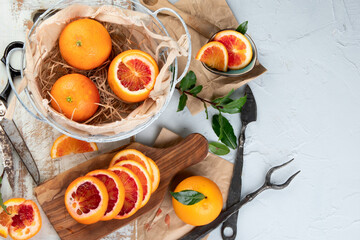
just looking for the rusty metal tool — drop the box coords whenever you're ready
[0,42,40,188]
[179,159,300,240]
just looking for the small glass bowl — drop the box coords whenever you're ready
[202,29,258,77]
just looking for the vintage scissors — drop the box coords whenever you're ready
[0,42,40,190]
[179,159,300,240]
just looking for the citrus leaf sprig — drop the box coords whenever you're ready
[170,190,206,205]
[236,21,248,34]
[0,172,10,215]
[176,71,247,155]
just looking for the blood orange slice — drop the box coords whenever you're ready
[195,41,228,72]
[51,134,98,159]
[0,198,42,240]
[148,157,160,193]
[109,149,153,180]
[114,160,152,207]
[65,176,109,224]
[109,166,143,219]
[86,170,125,221]
[214,30,253,70]
[108,49,159,103]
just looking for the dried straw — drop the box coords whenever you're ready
[36,21,153,125]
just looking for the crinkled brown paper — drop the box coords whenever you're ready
[135,128,233,240]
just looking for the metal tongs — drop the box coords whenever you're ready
[179,159,300,240]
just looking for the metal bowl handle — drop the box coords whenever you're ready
[152,7,192,84]
[6,47,44,121]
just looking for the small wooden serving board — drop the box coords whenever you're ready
[34,134,208,240]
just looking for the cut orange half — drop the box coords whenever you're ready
[51,134,98,159]
[64,176,109,224]
[214,30,253,70]
[86,169,125,221]
[148,157,160,193]
[109,166,143,219]
[115,160,152,207]
[196,41,228,72]
[108,49,159,103]
[109,149,153,180]
[0,198,42,240]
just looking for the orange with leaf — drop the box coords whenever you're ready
[171,176,223,226]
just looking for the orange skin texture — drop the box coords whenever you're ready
[59,18,112,70]
[86,170,126,221]
[108,50,159,103]
[64,176,109,225]
[148,157,160,193]
[172,176,223,226]
[50,73,100,122]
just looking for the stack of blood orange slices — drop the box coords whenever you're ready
[64,149,160,224]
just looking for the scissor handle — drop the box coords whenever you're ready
[0,41,24,103]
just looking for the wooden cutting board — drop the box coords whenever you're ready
[34,133,208,240]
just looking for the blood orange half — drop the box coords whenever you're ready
[0,198,42,240]
[65,176,109,224]
[195,41,228,72]
[108,49,159,103]
[109,166,143,219]
[109,149,153,180]
[115,160,152,207]
[214,30,253,70]
[86,170,125,221]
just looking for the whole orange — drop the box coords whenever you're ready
[172,176,223,226]
[50,73,100,122]
[59,18,112,70]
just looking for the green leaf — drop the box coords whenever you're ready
[177,93,188,112]
[188,85,203,96]
[209,142,230,155]
[212,89,235,106]
[0,177,9,215]
[219,96,247,114]
[170,190,206,205]
[212,114,237,149]
[204,102,209,119]
[180,71,196,91]
[236,21,248,34]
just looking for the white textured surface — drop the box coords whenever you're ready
[1,0,360,240]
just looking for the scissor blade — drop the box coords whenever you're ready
[0,119,40,185]
[0,125,15,190]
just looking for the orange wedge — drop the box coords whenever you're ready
[51,134,98,159]
[214,30,253,70]
[195,41,228,72]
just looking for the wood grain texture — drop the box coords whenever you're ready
[34,133,208,240]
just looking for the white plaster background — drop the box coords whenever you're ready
[0,0,360,239]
